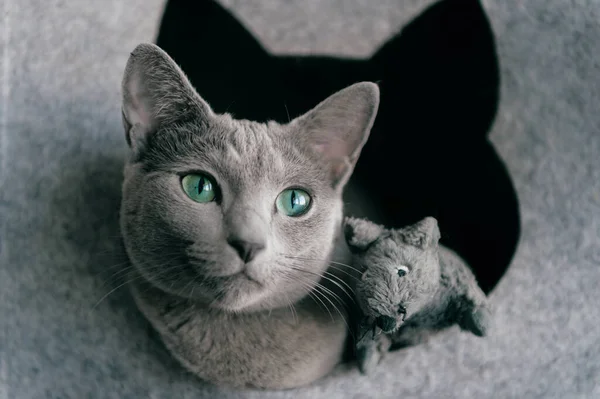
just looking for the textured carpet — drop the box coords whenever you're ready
[1,0,598,398]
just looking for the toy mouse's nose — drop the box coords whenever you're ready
[376,315,396,332]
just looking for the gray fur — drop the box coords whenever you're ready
[119,43,379,388]
[344,217,492,374]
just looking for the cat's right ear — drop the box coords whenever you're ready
[121,43,213,154]
[344,217,384,253]
[289,82,379,190]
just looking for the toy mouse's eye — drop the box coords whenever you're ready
[397,265,409,277]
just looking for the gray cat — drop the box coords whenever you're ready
[344,217,492,374]
[119,43,379,389]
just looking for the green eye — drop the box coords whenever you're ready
[182,173,217,203]
[276,188,311,217]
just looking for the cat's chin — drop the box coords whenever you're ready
[207,274,270,313]
[189,271,276,313]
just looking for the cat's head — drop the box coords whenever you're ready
[119,44,379,313]
[345,217,441,332]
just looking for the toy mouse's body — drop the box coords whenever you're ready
[344,217,492,374]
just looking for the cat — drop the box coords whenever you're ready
[119,43,379,389]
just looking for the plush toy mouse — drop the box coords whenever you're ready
[344,216,492,374]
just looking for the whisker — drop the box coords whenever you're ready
[96,252,190,290]
[285,259,354,288]
[91,274,145,310]
[281,256,362,285]
[94,259,131,273]
[313,280,351,313]
[285,271,350,330]
[287,263,356,306]
[279,272,333,322]
[96,263,134,280]
[176,277,196,298]
[286,270,356,341]
[95,249,187,276]
[282,254,363,275]
[285,293,298,325]
[322,263,362,282]
[327,260,363,273]
[119,258,191,297]
[310,282,354,339]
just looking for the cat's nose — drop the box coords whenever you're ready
[376,315,396,333]
[228,239,265,263]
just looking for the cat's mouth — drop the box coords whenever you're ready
[220,270,263,287]
[208,272,267,311]
[196,260,265,290]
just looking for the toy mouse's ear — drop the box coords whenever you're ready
[344,217,384,253]
[419,217,441,246]
[401,217,441,248]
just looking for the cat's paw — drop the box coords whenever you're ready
[460,304,492,337]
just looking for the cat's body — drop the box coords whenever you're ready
[130,269,349,389]
[119,44,379,388]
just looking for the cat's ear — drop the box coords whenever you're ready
[344,217,384,253]
[121,43,213,153]
[290,82,380,189]
[401,217,441,248]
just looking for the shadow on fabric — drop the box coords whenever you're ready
[154,0,520,295]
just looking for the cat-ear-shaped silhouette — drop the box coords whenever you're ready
[290,83,379,189]
[398,217,441,249]
[121,43,213,153]
[344,217,385,253]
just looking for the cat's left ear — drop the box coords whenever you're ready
[290,82,380,189]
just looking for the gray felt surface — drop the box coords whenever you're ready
[1,0,599,398]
